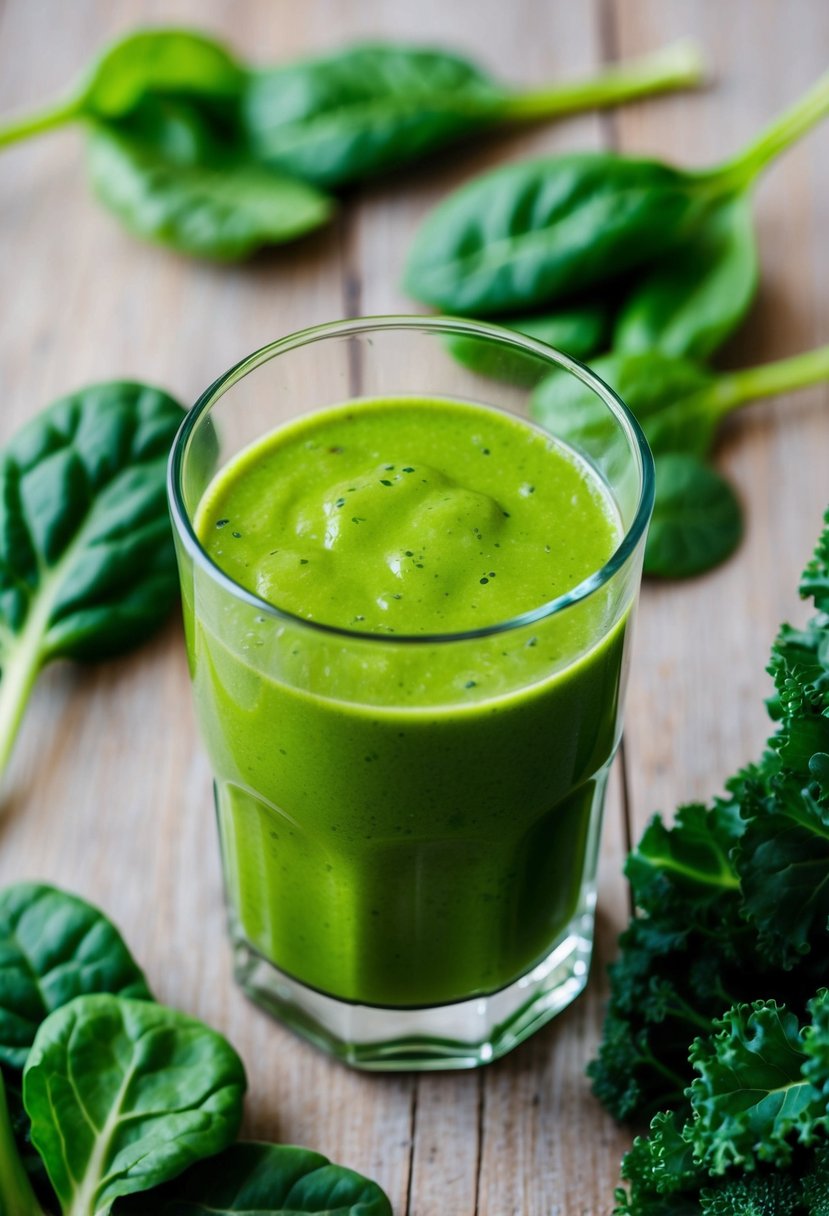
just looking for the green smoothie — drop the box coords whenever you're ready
[189,397,628,1007]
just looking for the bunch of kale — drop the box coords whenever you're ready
[592,510,829,1211]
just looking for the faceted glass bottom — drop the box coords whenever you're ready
[230,898,596,1070]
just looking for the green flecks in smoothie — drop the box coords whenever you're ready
[198,397,619,633]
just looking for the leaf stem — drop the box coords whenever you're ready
[0,95,82,150]
[712,70,829,190]
[705,343,829,419]
[0,1073,46,1216]
[0,612,45,785]
[502,38,705,121]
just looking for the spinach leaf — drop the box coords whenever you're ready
[614,195,759,360]
[0,30,334,260]
[243,44,504,188]
[0,883,394,1216]
[0,883,151,1071]
[243,41,705,189]
[73,28,244,119]
[445,303,610,385]
[0,381,183,779]
[532,345,829,463]
[645,455,742,579]
[24,994,246,1216]
[531,343,829,578]
[404,153,720,315]
[404,73,829,315]
[0,30,243,142]
[86,114,333,260]
[531,351,717,458]
[115,1141,393,1215]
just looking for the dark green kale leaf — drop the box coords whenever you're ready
[688,1000,824,1173]
[626,802,744,923]
[614,993,829,1215]
[737,780,829,969]
[587,915,747,1121]
[621,1111,705,1196]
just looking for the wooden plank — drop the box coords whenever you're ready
[611,0,829,833]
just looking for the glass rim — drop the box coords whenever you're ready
[168,315,655,645]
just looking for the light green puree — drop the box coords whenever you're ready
[192,398,628,1007]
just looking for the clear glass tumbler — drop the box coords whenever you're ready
[168,317,653,1069]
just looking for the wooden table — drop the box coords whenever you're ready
[1,2,827,1212]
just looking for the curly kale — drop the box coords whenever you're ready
[615,995,829,1215]
[591,510,829,1124]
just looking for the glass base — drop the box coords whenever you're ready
[231,905,595,1070]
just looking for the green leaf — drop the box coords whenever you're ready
[687,1001,820,1172]
[801,510,829,613]
[2,1071,55,1208]
[614,195,759,360]
[86,117,333,260]
[803,990,829,1100]
[403,154,717,315]
[445,303,610,385]
[24,994,246,1216]
[769,621,829,716]
[75,29,244,119]
[0,1071,46,1216]
[737,782,829,966]
[243,43,504,188]
[766,616,829,777]
[114,1141,393,1215]
[621,1111,704,1196]
[242,40,707,191]
[0,883,151,1071]
[0,381,183,778]
[626,804,742,919]
[588,915,748,1123]
[531,351,717,459]
[645,455,742,579]
[501,305,611,353]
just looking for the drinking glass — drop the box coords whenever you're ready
[168,317,653,1069]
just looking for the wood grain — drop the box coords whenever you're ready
[0,1,825,1212]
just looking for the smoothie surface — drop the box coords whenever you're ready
[196,397,620,634]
